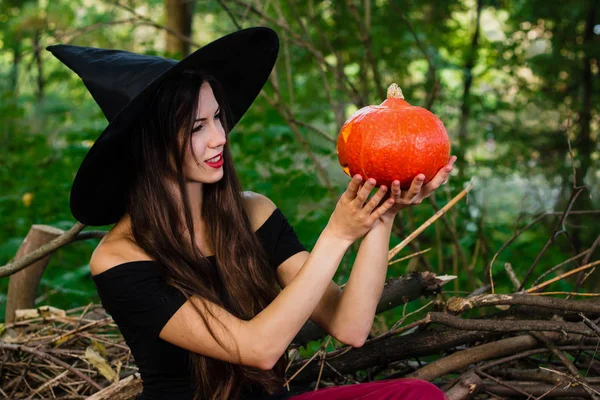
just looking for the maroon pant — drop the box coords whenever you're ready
[288,379,447,400]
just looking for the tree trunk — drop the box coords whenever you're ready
[456,0,483,180]
[6,34,22,141]
[164,0,196,57]
[571,0,597,268]
[33,29,44,103]
[5,225,64,323]
[33,28,45,132]
[576,0,596,188]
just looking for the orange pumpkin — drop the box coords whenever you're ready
[336,83,451,189]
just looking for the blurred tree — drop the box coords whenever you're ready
[164,0,196,56]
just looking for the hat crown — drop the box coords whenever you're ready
[47,45,176,122]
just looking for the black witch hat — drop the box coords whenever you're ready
[47,27,279,226]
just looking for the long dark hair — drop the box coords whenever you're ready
[126,70,287,399]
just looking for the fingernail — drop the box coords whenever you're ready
[368,178,376,185]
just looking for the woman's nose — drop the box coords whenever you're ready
[208,122,226,147]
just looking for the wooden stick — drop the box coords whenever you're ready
[444,371,482,400]
[0,222,86,278]
[408,334,539,381]
[444,293,600,314]
[531,249,590,287]
[313,337,332,391]
[529,291,600,297]
[532,332,600,399]
[428,312,593,336]
[525,260,600,293]
[388,248,431,266]
[85,373,143,400]
[388,182,473,261]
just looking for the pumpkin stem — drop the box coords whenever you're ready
[387,83,404,99]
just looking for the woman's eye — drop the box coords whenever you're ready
[192,114,220,132]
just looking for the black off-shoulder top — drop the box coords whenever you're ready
[92,208,306,400]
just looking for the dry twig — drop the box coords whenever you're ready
[388,182,473,261]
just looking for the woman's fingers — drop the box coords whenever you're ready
[363,185,388,214]
[354,178,376,206]
[402,174,425,201]
[370,196,396,222]
[422,156,457,195]
[389,180,401,200]
[343,174,363,200]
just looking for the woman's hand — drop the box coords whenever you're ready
[326,175,396,243]
[380,156,457,223]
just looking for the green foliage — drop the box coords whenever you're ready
[1,0,598,333]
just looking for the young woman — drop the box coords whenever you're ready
[48,27,453,400]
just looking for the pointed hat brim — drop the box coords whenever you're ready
[48,27,279,226]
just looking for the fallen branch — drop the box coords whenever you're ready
[525,259,600,293]
[85,373,143,400]
[531,332,600,399]
[478,343,600,371]
[408,334,538,381]
[444,371,482,400]
[428,312,594,336]
[484,383,600,398]
[477,370,534,397]
[0,222,86,278]
[490,368,564,385]
[531,248,590,287]
[444,293,600,315]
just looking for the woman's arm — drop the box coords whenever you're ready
[158,176,395,370]
[276,157,457,346]
[325,217,393,346]
[274,220,391,348]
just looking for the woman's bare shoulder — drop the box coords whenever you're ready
[242,191,277,231]
[90,229,152,277]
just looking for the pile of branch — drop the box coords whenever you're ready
[0,304,140,400]
[3,293,600,399]
[285,293,600,399]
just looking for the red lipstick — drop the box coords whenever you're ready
[205,153,224,168]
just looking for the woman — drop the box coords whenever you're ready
[48,27,453,400]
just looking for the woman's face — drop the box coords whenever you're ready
[183,82,227,184]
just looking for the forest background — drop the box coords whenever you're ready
[1,0,599,351]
